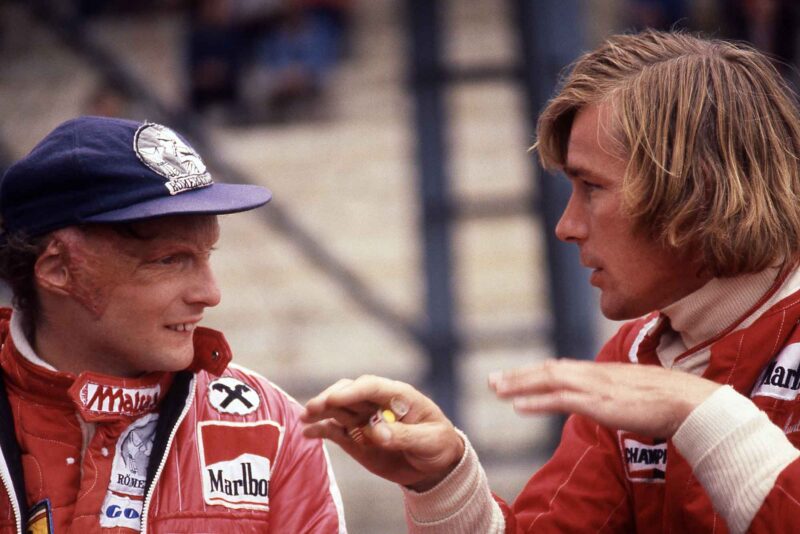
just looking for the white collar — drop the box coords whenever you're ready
[9,309,58,372]
[660,265,782,350]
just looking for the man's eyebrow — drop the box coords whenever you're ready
[563,165,594,178]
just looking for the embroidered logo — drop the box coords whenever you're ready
[100,493,143,530]
[109,413,158,496]
[619,433,667,483]
[134,122,213,195]
[27,500,53,534]
[208,377,260,415]
[752,343,800,401]
[78,382,161,417]
[198,421,283,511]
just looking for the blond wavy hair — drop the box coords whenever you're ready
[536,30,800,277]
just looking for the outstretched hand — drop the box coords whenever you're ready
[490,359,721,438]
[302,361,717,493]
[301,375,465,491]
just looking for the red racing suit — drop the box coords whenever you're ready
[0,308,346,533]
[497,286,800,533]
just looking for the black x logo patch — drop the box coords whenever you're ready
[211,382,254,409]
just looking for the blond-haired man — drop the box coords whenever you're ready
[302,31,800,533]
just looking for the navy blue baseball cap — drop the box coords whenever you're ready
[0,116,272,237]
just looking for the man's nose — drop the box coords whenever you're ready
[555,191,588,243]
[187,261,222,308]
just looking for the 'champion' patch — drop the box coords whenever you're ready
[134,122,213,195]
[208,377,260,415]
[619,433,668,483]
[198,420,283,511]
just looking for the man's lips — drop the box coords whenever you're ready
[589,267,603,286]
[166,319,201,333]
[579,252,604,284]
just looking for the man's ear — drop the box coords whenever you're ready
[34,238,71,296]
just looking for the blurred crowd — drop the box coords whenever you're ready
[78,0,352,124]
[72,0,800,123]
[187,0,352,123]
[627,0,799,74]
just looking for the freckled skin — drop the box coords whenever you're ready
[34,215,222,377]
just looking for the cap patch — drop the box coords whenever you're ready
[134,122,213,195]
[208,377,260,415]
[198,421,283,511]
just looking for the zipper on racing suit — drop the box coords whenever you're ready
[0,455,21,534]
[139,374,196,533]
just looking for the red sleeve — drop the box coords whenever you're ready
[264,389,346,533]
[747,457,800,533]
[494,323,645,533]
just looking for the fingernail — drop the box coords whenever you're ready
[488,371,502,386]
[369,411,382,426]
[389,397,409,419]
[373,422,391,444]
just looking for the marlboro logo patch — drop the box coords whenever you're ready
[619,432,667,483]
[198,421,283,511]
[752,343,800,401]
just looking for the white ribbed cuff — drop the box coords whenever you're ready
[673,385,800,534]
[402,430,504,533]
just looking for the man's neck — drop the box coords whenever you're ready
[28,299,111,376]
[657,265,783,370]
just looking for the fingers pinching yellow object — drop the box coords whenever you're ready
[370,397,409,427]
[381,409,397,423]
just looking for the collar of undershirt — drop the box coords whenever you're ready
[660,263,789,364]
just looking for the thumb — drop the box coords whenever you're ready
[365,420,465,489]
[365,420,435,451]
[366,420,461,462]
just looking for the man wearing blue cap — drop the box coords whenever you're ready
[0,117,346,533]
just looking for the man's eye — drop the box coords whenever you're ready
[583,180,601,192]
[157,255,178,265]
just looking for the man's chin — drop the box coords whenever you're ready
[599,298,648,322]
[152,346,195,373]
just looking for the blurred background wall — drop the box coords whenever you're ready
[1,0,798,531]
